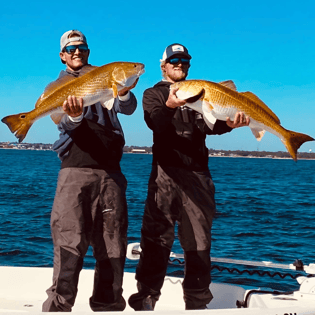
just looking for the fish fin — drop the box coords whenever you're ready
[102,98,115,110]
[175,89,197,101]
[39,76,78,105]
[79,65,98,75]
[36,66,98,108]
[219,80,237,91]
[203,115,215,130]
[112,67,126,86]
[181,89,205,103]
[1,112,33,143]
[241,92,281,124]
[50,113,65,125]
[202,103,216,130]
[112,83,118,98]
[283,130,314,161]
[250,127,266,141]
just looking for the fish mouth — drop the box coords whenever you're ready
[137,63,145,76]
[184,88,205,103]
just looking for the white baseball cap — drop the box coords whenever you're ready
[60,30,87,52]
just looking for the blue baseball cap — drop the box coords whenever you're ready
[161,43,192,61]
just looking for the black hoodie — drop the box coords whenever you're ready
[143,80,232,171]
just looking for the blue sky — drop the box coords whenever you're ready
[1,0,315,153]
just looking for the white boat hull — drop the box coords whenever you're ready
[0,266,314,314]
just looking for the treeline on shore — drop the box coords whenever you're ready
[124,146,315,159]
[1,142,314,159]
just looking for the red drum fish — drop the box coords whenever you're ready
[171,79,314,161]
[2,62,145,142]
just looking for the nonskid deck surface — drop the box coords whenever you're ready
[0,266,314,315]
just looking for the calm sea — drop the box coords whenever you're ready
[1,149,314,291]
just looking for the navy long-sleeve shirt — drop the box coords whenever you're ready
[143,80,232,171]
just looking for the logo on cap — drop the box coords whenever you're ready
[172,45,185,52]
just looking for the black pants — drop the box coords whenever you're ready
[135,165,215,309]
[42,168,128,312]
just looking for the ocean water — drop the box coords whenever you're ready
[1,148,315,292]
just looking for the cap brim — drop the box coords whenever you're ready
[167,52,191,60]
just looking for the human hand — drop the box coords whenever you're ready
[118,78,139,97]
[166,88,186,109]
[63,96,84,117]
[226,112,250,129]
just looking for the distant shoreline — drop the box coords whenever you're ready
[209,154,315,160]
[1,146,314,160]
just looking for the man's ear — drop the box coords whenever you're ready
[161,64,166,76]
[59,52,67,63]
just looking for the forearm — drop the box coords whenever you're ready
[58,113,83,132]
[146,106,176,133]
[143,89,176,133]
[115,92,137,115]
[210,120,233,135]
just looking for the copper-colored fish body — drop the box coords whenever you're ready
[172,79,314,161]
[2,62,145,142]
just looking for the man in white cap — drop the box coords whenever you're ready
[42,30,138,312]
[128,43,249,310]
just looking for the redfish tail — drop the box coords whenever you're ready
[1,113,33,143]
[283,131,314,161]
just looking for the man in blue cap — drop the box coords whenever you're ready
[128,43,249,311]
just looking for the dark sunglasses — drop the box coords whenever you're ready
[63,44,89,54]
[167,57,190,65]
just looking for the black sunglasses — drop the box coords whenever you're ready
[63,44,89,54]
[167,57,190,65]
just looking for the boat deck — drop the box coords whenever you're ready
[0,266,314,315]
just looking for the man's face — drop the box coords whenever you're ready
[162,54,190,83]
[59,40,90,71]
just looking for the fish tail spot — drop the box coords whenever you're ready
[1,113,33,143]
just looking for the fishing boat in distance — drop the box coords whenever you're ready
[1,242,315,315]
